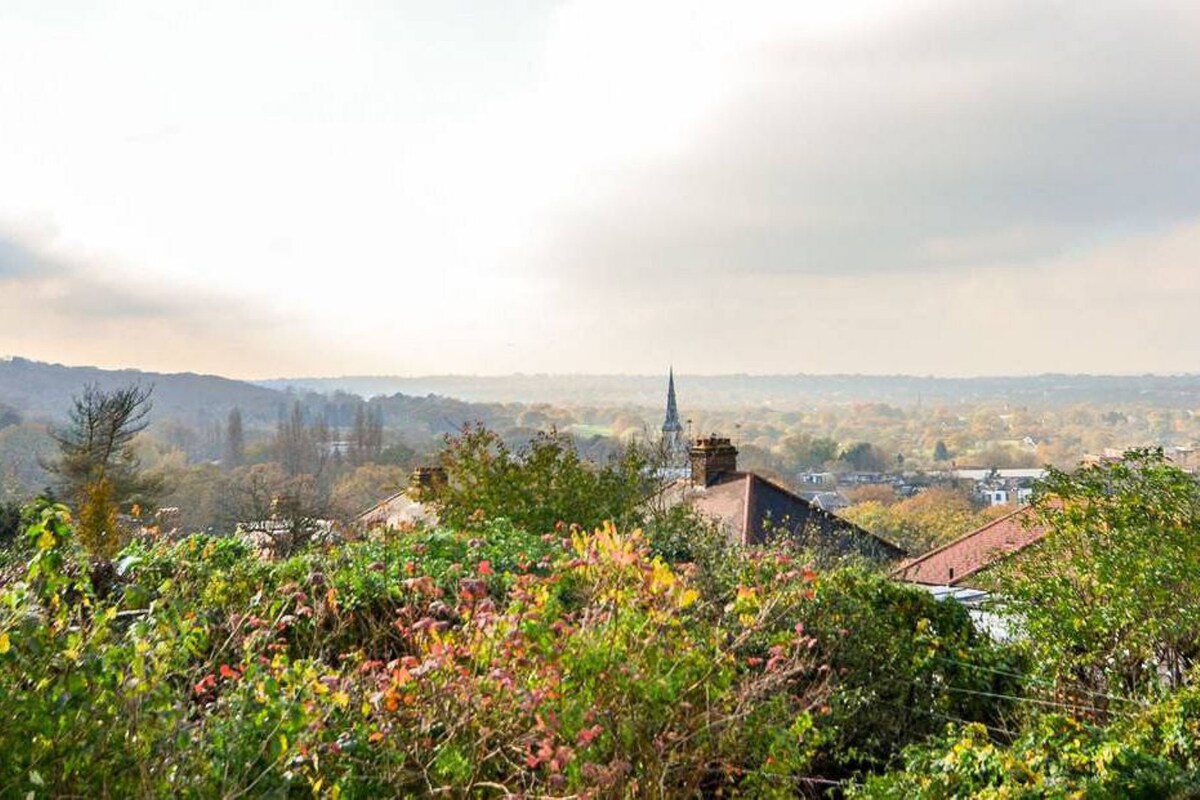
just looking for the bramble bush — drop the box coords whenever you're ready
[0,503,872,796]
[11,434,1200,796]
[2,491,1040,798]
[851,702,1200,799]
[0,492,1039,796]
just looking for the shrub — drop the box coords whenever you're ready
[0,511,851,797]
[852,713,1198,799]
[999,448,1200,699]
[432,424,652,535]
[801,567,1023,778]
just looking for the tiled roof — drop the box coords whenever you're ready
[667,471,906,562]
[357,490,437,529]
[892,507,1046,586]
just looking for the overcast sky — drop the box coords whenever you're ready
[3,1,1200,378]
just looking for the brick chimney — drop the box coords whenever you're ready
[690,436,738,487]
[410,466,447,497]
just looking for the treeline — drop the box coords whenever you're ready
[10,371,1200,550]
[158,398,423,533]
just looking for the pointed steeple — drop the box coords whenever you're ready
[662,367,683,435]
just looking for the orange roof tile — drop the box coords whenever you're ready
[892,506,1046,586]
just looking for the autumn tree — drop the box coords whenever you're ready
[842,486,1005,555]
[331,463,408,519]
[837,442,889,472]
[777,433,839,471]
[842,484,898,506]
[432,424,652,535]
[217,462,331,555]
[998,448,1200,699]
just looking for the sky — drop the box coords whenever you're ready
[2,0,1200,379]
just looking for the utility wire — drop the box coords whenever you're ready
[871,693,1019,739]
[930,654,1148,707]
[942,684,1113,718]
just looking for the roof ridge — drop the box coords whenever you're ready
[744,471,905,555]
[894,505,1035,570]
[741,473,755,546]
[356,488,412,520]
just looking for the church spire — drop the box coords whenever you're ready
[662,367,683,435]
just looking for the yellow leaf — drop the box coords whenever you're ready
[680,589,699,609]
[332,691,349,709]
[37,529,54,550]
[0,632,10,654]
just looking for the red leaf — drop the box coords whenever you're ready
[577,724,604,745]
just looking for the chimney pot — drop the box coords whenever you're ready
[690,436,738,487]
[410,466,447,496]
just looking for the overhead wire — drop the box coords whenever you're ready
[930,653,1148,707]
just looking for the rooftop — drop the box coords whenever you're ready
[665,470,905,562]
[892,506,1046,586]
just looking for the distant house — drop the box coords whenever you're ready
[797,471,837,487]
[798,490,851,512]
[238,518,340,554]
[356,467,442,530]
[840,471,889,485]
[892,507,1046,587]
[943,467,1046,507]
[948,468,1047,482]
[662,437,905,564]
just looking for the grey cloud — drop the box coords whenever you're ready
[0,234,185,320]
[0,228,349,377]
[535,1,1200,285]
[0,238,47,278]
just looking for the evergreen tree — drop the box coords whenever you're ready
[351,403,384,465]
[46,383,162,553]
[351,404,368,466]
[223,407,245,469]
[276,402,315,476]
[367,406,384,461]
[47,383,160,509]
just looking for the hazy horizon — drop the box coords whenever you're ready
[9,353,1200,384]
[4,2,1200,378]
